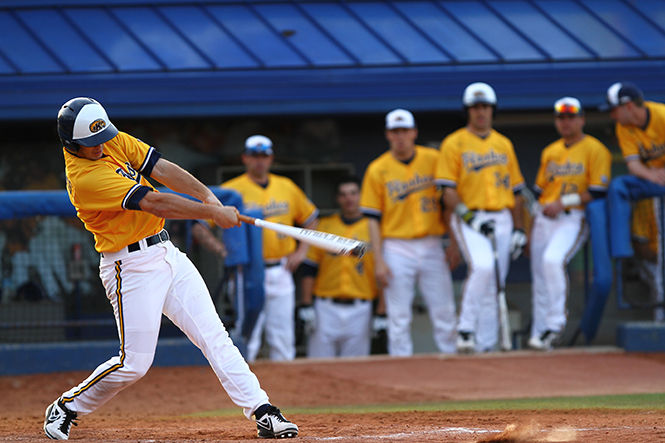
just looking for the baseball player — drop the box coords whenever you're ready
[360,108,457,356]
[299,175,380,358]
[44,98,298,440]
[436,82,527,353]
[528,97,612,351]
[604,82,665,258]
[223,135,318,362]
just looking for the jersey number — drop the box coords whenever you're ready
[494,172,510,189]
[561,183,578,195]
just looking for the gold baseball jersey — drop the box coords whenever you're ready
[223,173,318,260]
[360,145,444,239]
[305,214,376,300]
[436,128,525,210]
[534,135,612,208]
[632,198,658,254]
[616,101,665,168]
[64,131,164,253]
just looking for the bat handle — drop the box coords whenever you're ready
[238,214,257,225]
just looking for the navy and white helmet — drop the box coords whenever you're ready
[57,97,118,152]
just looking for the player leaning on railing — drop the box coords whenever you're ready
[43,97,297,440]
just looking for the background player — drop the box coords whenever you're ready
[44,98,297,440]
[437,82,527,353]
[223,135,318,362]
[604,82,665,258]
[360,108,457,356]
[299,175,382,358]
[528,97,611,350]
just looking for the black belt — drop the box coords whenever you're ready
[127,230,170,252]
[316,296,369,305]
[265,261,282,268]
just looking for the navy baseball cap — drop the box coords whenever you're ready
[244,135,273,155]
[601,82,644,111]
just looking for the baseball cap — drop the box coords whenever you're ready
[385,109,415,130]
[601,82,643,110]
[69,99,118,147]
[463,82,497,107]
[244,135,273,155]
[554,97,583,116]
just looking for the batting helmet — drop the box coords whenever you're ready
[57,97,118,153]
[462,82,497,107]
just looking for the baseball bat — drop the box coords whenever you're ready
[238,214,369,258]
[490,232,512,351]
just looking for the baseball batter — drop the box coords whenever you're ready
[437,82,527,353]
[300,176,379,358]
[43,98,297,440]
[223,135,318,362]
[528,97,611,351]
[360,108,456,356]
[604,82,665,258]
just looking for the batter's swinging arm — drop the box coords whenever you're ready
[238,214,369,258]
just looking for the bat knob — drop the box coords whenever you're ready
[351,242,369,259]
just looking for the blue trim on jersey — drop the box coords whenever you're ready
[302,209,319,228]
[301,260,318,277]
[139,147,161,178]
[435,179,457,188]
[123,185,152,210]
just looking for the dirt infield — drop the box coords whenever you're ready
[2,348,665,442]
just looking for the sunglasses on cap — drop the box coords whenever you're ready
[245,143,273,156]
[555,103,581,115]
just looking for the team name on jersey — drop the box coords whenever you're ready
[638,143,665,162]
[386,173,434,201]
[245,199,290,217]
[545,161,584,180]
[116,161,139,182]
[462,149,507,172]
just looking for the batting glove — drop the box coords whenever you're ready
[509,228,527,260]
[297,304,316,336]
[456,203,495,237]
[372,314,388,338]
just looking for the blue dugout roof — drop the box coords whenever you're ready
[1,0,664,119]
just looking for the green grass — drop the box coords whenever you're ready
[190,393,665,417]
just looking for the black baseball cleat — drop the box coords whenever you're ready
[255,404,298,439]
[44,398,78,440]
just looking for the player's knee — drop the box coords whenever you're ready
[122,352,154,381]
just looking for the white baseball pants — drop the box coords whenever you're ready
[246,262,296,362]
[452,210,512,352]
[307,296,372,358]
[60,240,269,419]
[382,236,456,356]
[530,209,587,338]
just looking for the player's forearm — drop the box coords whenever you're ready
[191,222,226,256]
[368,218,383,257]
[139,191,221,220]
[301,276,315,305]
[511,195,525,230]
[151,158,219,205]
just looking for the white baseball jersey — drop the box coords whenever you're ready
[530,135,611,340]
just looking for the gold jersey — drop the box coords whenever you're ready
[616,101,665,168]
[436,128,525,210]
[63,131,164,253]
[534,135,611,208]
[223,173,317,260]
[360,145,444,239]
[306,214,376,300]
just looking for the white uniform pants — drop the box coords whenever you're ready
[61,240,269,419]
[530,209,587,338]
[382,236,456,356]
[247,261,295,362]
[307,297,372,358]
[452,210,512,352]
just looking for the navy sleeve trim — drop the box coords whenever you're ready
[139,147,161,178]
[123,185,152,210]
[589,189,607,200]
[301,261,318,277]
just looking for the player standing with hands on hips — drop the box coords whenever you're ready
[360,108,457,356]
[603,82,665,258]
[437,82,527,353]
[44,98,298,440]
[528,97,611,350]
[223,135,318,362]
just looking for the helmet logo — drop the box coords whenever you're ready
[89,119,106,133]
